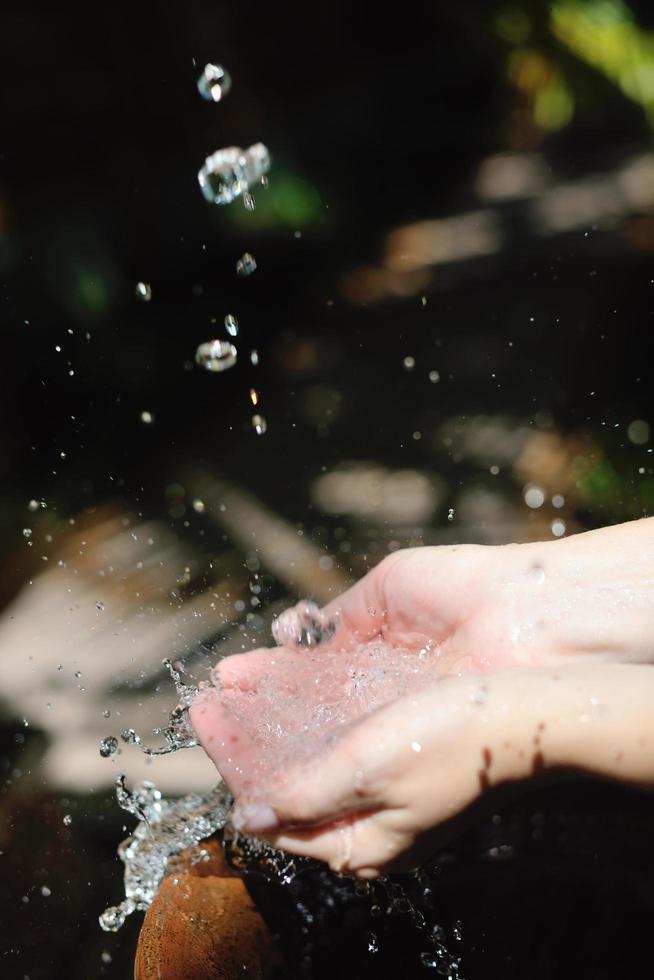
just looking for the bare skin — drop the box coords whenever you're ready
[190,519,654,877]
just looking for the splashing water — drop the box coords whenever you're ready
[99,777,233,932]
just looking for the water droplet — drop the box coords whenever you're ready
[420,952,439,969]
[252,414,267,435]
[551,518,566,538]
[196,62,231,103]
[140,411,154,425]
[40,885,51,897]
[192,498,205,513]
[74,671,82,678]
[243,192,255,211]
[195,339,238,372]
[27,499,39,512]
[411,740,422,753]
[100,736,119,758]
[120,728,141,745]
[224,313,239,337]
[250,349,259,366]
[627,419,649,445]
[96,601,105,611]
[249,388,259,406]
[62,814,72,826]
[260,175,269,189]
[523,485,545,509]
[403,356,415,370]
[101,952,112,964]
[198,143,270,206]
[447,508,455,522]
[428,370,440,383]
[552,493,565,508]
[103,709,111,718]
[135,282,152,302]
[236,252,257,277]
[367,932,379,953]
[23,528,32,539]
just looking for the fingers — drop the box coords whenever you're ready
[231,727,386,835]
[263,810,413,877]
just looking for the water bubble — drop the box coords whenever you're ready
[524,485,545,509]
[252,414,267,435]
[250,349,259,366]
[100,736,119,758]
[192,498,205,513]
[135,282,152,302]
[197,143,270,206]
[236,252,257,277]
[23,528,32,539]
[195,339,237,373]
[140,411,154,425]
[224,313,239,337]
[62,814,72,826]
[196,62,231,103]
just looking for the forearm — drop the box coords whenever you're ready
[509,519,654,664]
[493,663,654,788]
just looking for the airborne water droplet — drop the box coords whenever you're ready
[195,340,237,373]
[252,414,267,435]
[236,252,257,277]
[224,313,239,337]
[196,63,232,103]
[135,282,152,302]
[100,736,119,758]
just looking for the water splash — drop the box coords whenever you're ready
[99,777,233,932]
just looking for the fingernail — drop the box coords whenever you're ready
[232,803,278,834]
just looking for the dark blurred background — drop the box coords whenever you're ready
[2,0,654,977]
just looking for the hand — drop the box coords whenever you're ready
[190,520,654,876]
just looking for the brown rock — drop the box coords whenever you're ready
[134,838,283,980]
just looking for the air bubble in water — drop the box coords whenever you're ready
[140,411,154,425]
[63,814,72,826]
[41,885,51,897]
[249,388,259,406]
[403,356,415,370]
[523,485,545,509]
[195,339,237,373]
[250,349,259,366]
[243,192,255,211]
[103,709,111,718]
[192,498,205,513]
[224,313,239,337]
[198,143,270,206]
[23,528,32,539]
[100,736,119,758]
[367,932,379,953]
[135,282,152,302]
[236,252,257,277]
[447,508,455,522]
[196,63,231,103]
[27,499,39,512]
[96,601,105,611]
[252,414,267,435]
